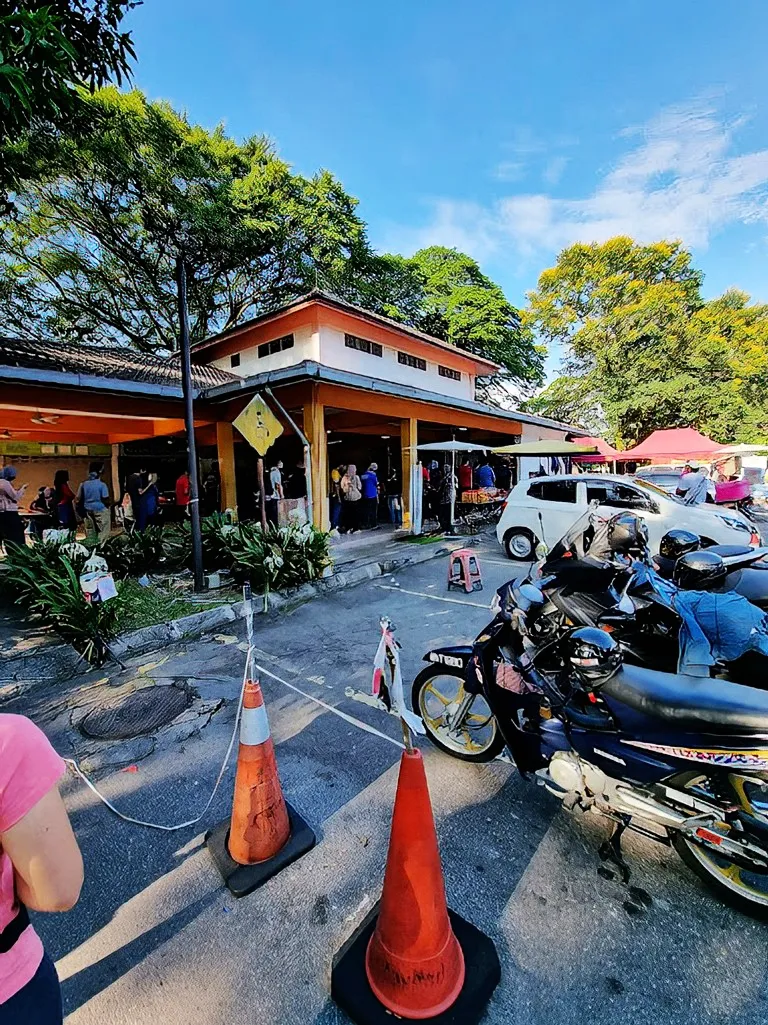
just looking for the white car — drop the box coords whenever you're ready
[496,474,759,560]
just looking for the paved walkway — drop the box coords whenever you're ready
[6,537,768,1025]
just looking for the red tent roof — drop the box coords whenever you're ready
[619,428,722,462]
[573,435,620,463]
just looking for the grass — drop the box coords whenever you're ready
[117,579,226,634]
[399,533,447,545]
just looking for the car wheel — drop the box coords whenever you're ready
[504,527,537,561]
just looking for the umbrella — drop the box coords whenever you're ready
[416,441,490,528]
[492,440,598,456]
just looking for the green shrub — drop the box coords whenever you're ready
[96,527,167,578]
[3,542,124,663]
[226,521,333,591]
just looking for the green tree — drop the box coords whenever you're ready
[522,374,606,434]
[0,88,372,351]
[0,1,137,189]
[525,238,768,444]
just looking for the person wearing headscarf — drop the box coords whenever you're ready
[0,467,27,550]
[340,463,362,533]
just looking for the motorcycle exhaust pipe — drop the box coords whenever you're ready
[612,787,690,828]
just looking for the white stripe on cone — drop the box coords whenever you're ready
[240,702,271,747]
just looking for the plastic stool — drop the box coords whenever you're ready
[447,549,483,593]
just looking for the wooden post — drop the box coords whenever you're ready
[110,443,120,505]
[401,417,417,531]
[216,422,237,514]
[303,393,328,530]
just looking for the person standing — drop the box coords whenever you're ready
[676,461,709,505]
[360,463,379,529]
[0,713,84,1023]
[458,459,473,494]
[137,472,159,532]
[386,467,402,528]
[340,464,362,533]
[329,465,345,531]
[175,470,191,518]
[438,462,457,533]
[476,460,496,489]
[0,468,27,550]
[77,463,111,541]
[53,470,75,530]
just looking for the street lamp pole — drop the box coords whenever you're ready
[176,255,205,592]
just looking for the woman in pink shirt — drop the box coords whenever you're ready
[0,715,83,1022]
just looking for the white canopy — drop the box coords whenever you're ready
[417,441,489,453]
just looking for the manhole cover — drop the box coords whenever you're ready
[79,687,190,740]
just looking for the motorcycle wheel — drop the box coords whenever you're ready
[669,772,768,919]
[412,665,505,763]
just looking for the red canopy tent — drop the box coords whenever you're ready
[619,427,723,463]
[572,435,620,464]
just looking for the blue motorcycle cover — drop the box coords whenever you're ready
[673,590,768,675]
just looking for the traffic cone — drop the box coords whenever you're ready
[332,748,500,1024]
[206,679,316,898]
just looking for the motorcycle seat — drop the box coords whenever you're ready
[601,663,768,731]
[708,544,755,558]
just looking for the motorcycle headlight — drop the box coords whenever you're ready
[716,514,751,533]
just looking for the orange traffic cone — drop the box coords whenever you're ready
[228,679,290,864]
[366,748,464,1018]
[206,679,315,898]
[332,747,500,1024]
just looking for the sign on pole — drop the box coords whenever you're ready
[233,395,283,455]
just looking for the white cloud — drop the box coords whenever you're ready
[542,155,569,185]
[391,99,768,263]
[492,160,526,182]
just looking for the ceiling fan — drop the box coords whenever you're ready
[30,412,61,425]
[0,429,11,439]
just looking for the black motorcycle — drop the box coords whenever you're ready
[653,528,768,610]
[412,589,768,918]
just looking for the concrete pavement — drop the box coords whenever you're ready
[10,533,768,1024]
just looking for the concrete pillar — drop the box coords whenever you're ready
[110,443,120,504]
[215,422,237,514]
[401,417,417,531]
[303,395,328,531]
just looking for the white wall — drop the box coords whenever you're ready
[318,325,474,401]
[518,423,570,480]
[211,324,317,378]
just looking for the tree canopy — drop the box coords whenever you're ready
[524,238,768,444]
[0,89,542,395]
[0,1,137,189]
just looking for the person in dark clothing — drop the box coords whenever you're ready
[286,461,307,500]
[438,463,457,532]
[476,461,496,488]
[386,468,402,527]
[53,470,76,529]
[495,459,512,491]
[137,472,159,532]
[360,463,379,529]
[126,466,146,531]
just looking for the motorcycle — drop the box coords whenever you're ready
[412,585,768,917]
[507,506,768,681]
[654,539,768,611]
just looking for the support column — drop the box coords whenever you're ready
[110,443,120,504]
[216,422,237,514]
[401,417,417,531]
[303,394,328,531]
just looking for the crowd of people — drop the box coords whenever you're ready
[0,462,113,550]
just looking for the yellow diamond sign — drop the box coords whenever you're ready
[232,395,283,455]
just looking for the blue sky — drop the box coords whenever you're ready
[127,0,768,369]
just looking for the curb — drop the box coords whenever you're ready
[3,537,468,694]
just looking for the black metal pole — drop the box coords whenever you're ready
[176,255,205,592]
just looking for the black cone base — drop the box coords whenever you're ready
[205,802,316,899]
[331,900,500,1024]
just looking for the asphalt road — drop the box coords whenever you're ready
[12,533,768,1024]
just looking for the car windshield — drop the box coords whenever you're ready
[632,477,683,504]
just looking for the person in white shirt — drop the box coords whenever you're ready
[269,461,284,499]
[676,461,709,505]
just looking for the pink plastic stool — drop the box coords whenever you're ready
[447,549,483,593]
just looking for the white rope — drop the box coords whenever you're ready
[62,595,256,833]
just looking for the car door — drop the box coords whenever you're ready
[584,479,665,551]
[526,478,586,549]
